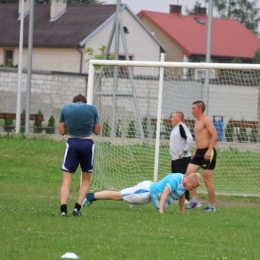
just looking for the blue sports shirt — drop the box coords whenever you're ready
[59,103,100,138]
[150,173,185,209]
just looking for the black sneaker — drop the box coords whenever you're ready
[60,212,67,216]
[72,208,81,217]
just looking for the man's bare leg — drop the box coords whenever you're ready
[76,172,92,205]
[203,169,215,205]
[60,171,72,205]
[94,190,123,201]
[60,171,73,215]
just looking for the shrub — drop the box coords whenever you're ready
[33,109,43,133]
[102,120,111,137]
[142,116,149,138]
[152,124,156,139]
[20,108,26,133]
[127,120,136,138]
[4,119,13,132]
[250,128,258,143]
[238,127,247,143]
[225,123,234,142]
[46,115,55,134]
[116,119,122,137]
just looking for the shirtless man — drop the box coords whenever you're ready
[185,101,218,212]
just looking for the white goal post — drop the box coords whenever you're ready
[87,58,260,197]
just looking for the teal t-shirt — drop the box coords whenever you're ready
[59,103,100,137]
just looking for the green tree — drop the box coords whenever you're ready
[116,119,122,138]
[225,122,234,142]
[33,109,43,134]
[250,128,257,143]
[252,49,260,64]
[127,120,136,138]
[185,1,203,15]
[47,115,55,134]
[3,118,13,132]
[102,120,111,137]
[20,108,26,133]
[85,45,114,71]
[204,0,260,35]
[142,116,149,138]
[231,57,242,63]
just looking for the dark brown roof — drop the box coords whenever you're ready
[0,4,117,48]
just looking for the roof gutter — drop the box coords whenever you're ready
[75,46,83,73]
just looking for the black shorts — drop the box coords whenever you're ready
[171,157,191,174]
[191,148,217,170]
[61,138,95,173]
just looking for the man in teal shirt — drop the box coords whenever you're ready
[59,94,101,217]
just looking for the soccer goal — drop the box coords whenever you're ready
[87,57,260,197]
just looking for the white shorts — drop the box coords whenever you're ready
[121,181,152,208]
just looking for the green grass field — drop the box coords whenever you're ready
[1,134,260,260]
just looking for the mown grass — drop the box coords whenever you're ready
[0,135,260,260]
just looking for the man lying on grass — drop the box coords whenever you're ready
[83,173,202,214]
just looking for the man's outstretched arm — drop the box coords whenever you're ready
[178,194,185,214]
[159,186,170,214]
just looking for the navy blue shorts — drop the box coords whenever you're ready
[191,148,217,170]
[61,138,95,173]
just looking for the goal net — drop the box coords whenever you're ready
[88,58,260,197]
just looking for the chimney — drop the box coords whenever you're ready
[170,5,182,14]
[194,6,207,15]
[18,0,31,18]
[50,0,67,22]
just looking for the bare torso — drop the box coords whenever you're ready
[194,115,212,149]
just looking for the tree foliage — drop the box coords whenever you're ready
[204,0,260,35]
[185,1,260,35]
[185,1,203,15]
[252,49,260,64]
[85,45,114,71]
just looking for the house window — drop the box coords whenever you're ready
[123,26,129,34]
[5,50,13,66]
[194,17,205,25]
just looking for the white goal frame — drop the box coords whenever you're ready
[88,58,260,183]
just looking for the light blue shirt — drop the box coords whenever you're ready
[59,103,99,138]
[150,173,185,209]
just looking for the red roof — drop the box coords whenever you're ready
[138,10,260,59]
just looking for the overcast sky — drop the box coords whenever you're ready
[102,0,206,14]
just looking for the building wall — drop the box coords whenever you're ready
[83,9,162,75]
[138,16,183,62]
[0,68,86,124]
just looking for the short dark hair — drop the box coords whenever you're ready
[174,111,184,121]
[73,94,87,103]
[192,100,206,112]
